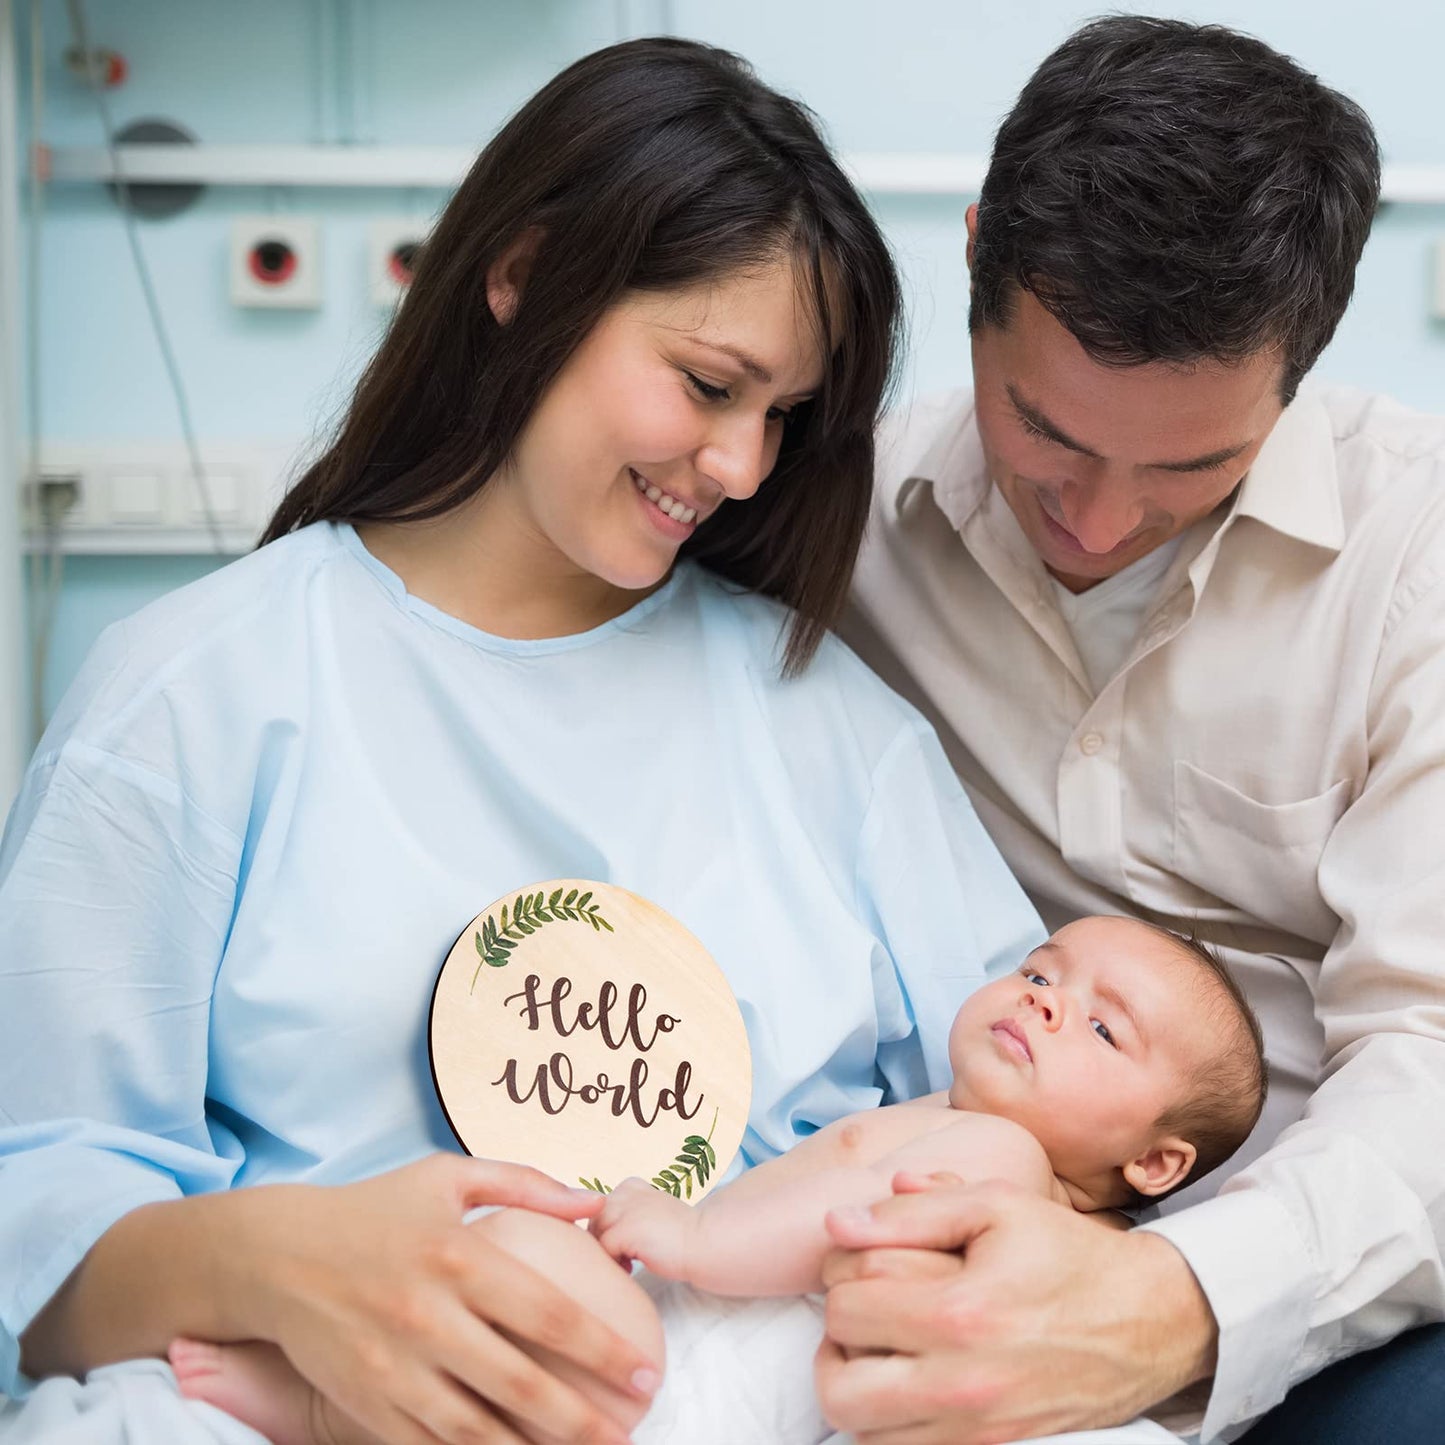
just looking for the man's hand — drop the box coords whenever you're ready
[814,1177,1219,1443]
[591,1177,696,1281]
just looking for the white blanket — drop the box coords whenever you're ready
[634,1275,1188,1445]
[0,1360,266,1443]
[2,1294,1190,1445]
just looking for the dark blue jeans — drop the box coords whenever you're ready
[1235,1323,1445,1444]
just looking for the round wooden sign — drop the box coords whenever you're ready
[429,880,752,1202]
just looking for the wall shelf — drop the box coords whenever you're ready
[44,144,1445,204]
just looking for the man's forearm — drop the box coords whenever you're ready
[1126,1230,1219,1396]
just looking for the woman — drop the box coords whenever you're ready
[0,37,1041,1445]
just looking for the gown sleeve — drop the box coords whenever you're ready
[0,739,244,1396]
[852,716,1046,1104]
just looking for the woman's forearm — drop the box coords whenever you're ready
[19,1185,298,1380]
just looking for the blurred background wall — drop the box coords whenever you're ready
[6,0,1444,785]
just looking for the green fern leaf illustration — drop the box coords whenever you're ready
[468,889,616,990]
[643,1110,720,1200]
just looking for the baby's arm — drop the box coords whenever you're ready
[594,1109,1057,1297]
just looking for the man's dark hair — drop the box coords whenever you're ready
[970,15,1382,402]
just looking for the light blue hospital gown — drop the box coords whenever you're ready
[0,522,1045,1435]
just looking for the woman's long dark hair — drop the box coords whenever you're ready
[261,38,901,673]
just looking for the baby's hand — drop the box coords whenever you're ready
[592,1178,696,1282]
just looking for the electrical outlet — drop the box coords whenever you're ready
[23,444,292,554]
[231,216,322,309]
[26,471,84,531]
[105,468,168,525]
[369,218,428,307]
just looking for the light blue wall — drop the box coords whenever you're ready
[16,0,1445,731]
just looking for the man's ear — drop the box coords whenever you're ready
[486,228,544,326]
[964,202,979,273]
[1122,1136,1197,1199]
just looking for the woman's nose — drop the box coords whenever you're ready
[697,414,778,502]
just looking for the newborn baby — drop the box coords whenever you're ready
[171,916,1267,1444]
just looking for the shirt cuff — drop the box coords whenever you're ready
[1138,1187,1316,1442]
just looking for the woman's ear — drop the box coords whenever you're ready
[964,202,979,273]
[486,228,544,326]
[1122,1135,1197,1199]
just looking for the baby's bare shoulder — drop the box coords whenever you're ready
[886,1109,1056,1195]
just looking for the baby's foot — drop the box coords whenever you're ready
[170,1337,365,1445]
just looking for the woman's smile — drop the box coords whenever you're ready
[631,467,702,534]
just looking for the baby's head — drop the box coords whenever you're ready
[948,915,1266,1210]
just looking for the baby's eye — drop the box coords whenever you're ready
[1091,1018,1117,1048]
[1022,970,1049,987]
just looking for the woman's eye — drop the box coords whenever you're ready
[1091,1019,1117,1048]
[1018,414,1054,445]
[684,371,729,402]
[766,405,794,424]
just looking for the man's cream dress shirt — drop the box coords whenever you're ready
[845,385,1445,1441]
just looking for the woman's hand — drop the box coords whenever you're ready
[242,1154,659,1445]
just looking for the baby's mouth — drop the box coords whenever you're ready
[992,1019,1032,1063]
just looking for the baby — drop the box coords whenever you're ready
[170,915,1267,1444]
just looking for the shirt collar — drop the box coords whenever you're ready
[1228,389,1345,555]
[893,393,992,531]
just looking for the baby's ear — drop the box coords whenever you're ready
[1122,1135,1197,1198]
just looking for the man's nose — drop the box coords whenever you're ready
[1059,477,1145,554]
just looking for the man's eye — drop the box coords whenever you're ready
[1091,1019,1117,1048]
[684,372,729,402]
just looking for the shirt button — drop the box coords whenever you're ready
[1079,731,1104,755]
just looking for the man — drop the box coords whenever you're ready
[830,15,1445,1445]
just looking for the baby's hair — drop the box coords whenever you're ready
[1131,924,1268,1206]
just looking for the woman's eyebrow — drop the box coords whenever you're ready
[689,339,774,384]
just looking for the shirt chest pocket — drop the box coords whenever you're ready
[1172,760,1351,943]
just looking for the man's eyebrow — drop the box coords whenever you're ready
[1150,441,1251,474]
[1097,979,1148,1049]
[1008,386,1103,458]
[1007,384,1250,473]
